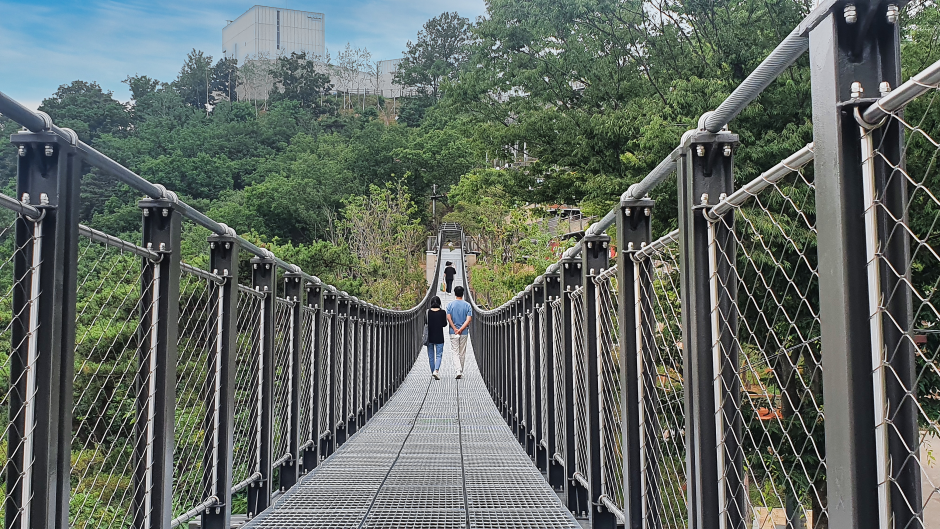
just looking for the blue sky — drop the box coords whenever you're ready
[0,0,487,109]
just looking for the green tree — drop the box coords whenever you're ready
[270,52,333,112]
[39,80,129,142]
[175,49,214,111]
[395,12,472,98]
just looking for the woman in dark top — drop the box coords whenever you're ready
[444,262,457,293]
[427,296,448,379]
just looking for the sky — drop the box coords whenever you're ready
[0,0,487,109]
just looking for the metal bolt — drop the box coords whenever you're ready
[696,145,706,157]
[39,193,49,205]
[851,81,864,99]
[644,207,651,216]
[20,193,29,205]
[224,268,229,276]
[844,4,857,23]
[159,242,166,251]
[225,242,231,250]
[17,146,25,157]
[723,145,732,157]
[701,193,709,205]
[719,192,728,201]
[627,242,635,251]
[879,82,892,97]
[162,208,168,217]
[44,144,53,157]
[602,241,608,248]
[143,209,150,217]
[625,207,632,216]
[587,241,593,248]
[210,242,217,250]
[886,4,898,23]
[265,263,271,269]
[253,263,258,269]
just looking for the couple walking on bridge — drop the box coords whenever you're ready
[425,285,472,380]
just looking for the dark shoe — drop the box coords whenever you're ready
[455,373,462,379]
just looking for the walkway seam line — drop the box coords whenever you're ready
[457,378,471,529]
[355,376,433,529]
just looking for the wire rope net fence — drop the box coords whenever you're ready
[595,265,623,518]
[709,155,825,528]
[233,286,263,493]
[272,297,293,470]
[528,310,537,438]
[318,312,331,443]
[635,237,687,529]
[0,213,36,527]
[172,268,221,523]
[538,303,549,451]
[866,69,940,527]
[551,298,565,466]
[70,231,153,528]
[571,286,590,488]
[298,306,315,451]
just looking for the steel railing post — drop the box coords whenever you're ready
[514,298,525,445]
[543,270,565,490]
[581,233,617,529]
[202,233,239,529]
[560,255,586,514]
[6,132,81,529]
[616,197,653,529]
[135,197,182,529]
[280,273,304,490]
[677,126,740,529]
[532,281,546,471]
[809,4,916,526]
[303,281,323,473]
[523,288,536,458]
[348,298,360,436]
[321,289,337,457]
[335,292,349,447]
[247,255,276,516]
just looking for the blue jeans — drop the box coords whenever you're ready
[427,342,444,372]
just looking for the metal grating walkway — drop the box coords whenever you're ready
[243,250,580,528]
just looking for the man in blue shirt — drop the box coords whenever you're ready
[446,285,473,379]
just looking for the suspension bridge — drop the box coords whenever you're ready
[0,2,939,528]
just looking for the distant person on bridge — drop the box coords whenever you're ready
[444,261,457,293]
[447,286,473,379]
[426,296,447,380]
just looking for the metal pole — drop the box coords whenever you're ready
[303,282,323,473]
[808,3,902,527]
[335,294,349,447]
[247,255,275,516]
[677,127,739,529]
[523,293,534,454]
[581,233,617,528]
[280,273,304,489]
[6,131,81,529]
[202,233,240,529]
[348,300,360,436]
[560,255,586,515]
[544,271,565,490]
[617,197,654,529]
[135,197,182,529]
[532,282,546,471]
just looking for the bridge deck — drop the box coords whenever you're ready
[243,250,579,528]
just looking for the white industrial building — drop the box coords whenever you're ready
[223,6,325,62]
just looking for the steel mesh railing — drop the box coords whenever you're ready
[571,286,590,489]
[272,297,293,469]
[318,312,332,441]
[866,69,940,527]
[635,237,688,529]
[538,303,549,450]
[710,158,825,527]
[70,232,152,529]
[0,214,36,527]
[595,266,623,518]
[299,306,316,449]
[551,298,565,466]
[172,268,221,522]
[233,286,263,489]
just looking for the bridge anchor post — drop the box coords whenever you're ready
[247,255,276,516]
[279,273,304,490]
[559,254,587,515]
[617,196,654,529]
[202,233,240,529]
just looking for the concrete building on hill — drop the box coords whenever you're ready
[223,6,325,62]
